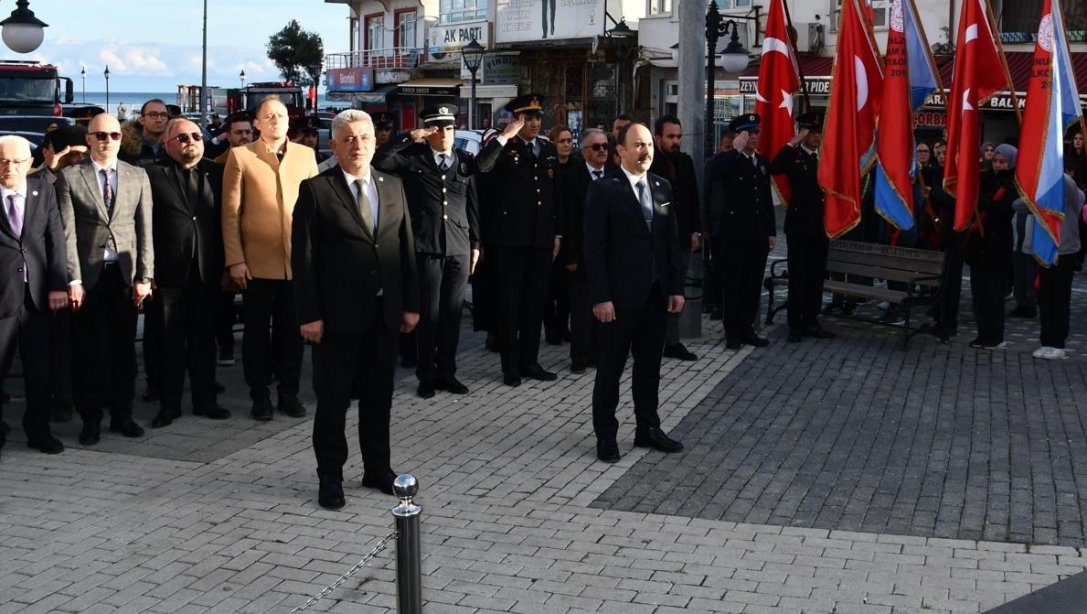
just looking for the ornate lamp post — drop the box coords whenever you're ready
[705,0,750,159]
[239,69,246,88]
[103,65,110,110]
[461,38,485,130]
[606,19,635,116]
[1,0,47,53]
[80,66,86,103]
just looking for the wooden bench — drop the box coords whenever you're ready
[763,240,947,348]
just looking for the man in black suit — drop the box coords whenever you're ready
[585,123,686,464]
[58,113,154,445]
[704,114,776,350]
[0,135,69,456]
[649,115,701,362]
[374,104,495,398]
[770,112,835,343]
[476,95,563,386]
[292,109,420,510]
[558,128,609,373]
[144,118,231,428]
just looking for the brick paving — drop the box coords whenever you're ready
[4,241,1087,612]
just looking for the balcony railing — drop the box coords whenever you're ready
[325,48,423,71]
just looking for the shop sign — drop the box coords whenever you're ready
[429,21,491,60]
[460,52,521,84]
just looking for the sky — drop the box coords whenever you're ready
[8,0,352,92]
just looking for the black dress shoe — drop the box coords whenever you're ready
[725,340,742,350]
[109,419,145,438]
[278,394,307,418]
[318,476,346,510]
[740,333,770,347]
[663,343,698,361]
[417,381,436,399]
[151,409,175,428]
[597,443,621,464]
[78,421,100,446]
[520,364,558,381]
[802,326,836,339]
[634,427,684,453]
[485,334,500,353]
[361,469,397,495]
[251,397,274,421]
[503,372,522,387]
[570,362,587,374]
[787,331,803,343]
[194,404,231,420]
[435,376,469,394]
[27,435,64,454]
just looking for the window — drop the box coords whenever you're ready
[649,0,672,14]
[829,0,889,32]
[995,0,1084,43]
[713,0,752,8]
[395,10,416,49]
[440,0,486,24]
[365,14,383,51]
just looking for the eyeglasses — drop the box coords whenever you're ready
[584,143,608,152]
[143,112,169,120]
[173,132,203,144]
[0,158,29,166]
[92,132,122,141]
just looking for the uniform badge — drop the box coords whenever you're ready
[547,168,554,180]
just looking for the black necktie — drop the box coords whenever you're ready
[592,170,602,181]
[439,153,450,171]
[185,168,200,210]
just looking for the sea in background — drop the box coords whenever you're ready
[75,91,337,115]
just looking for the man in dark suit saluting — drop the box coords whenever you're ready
[585,122,686,464]
[292,110,420,510]
[0,135,69,457]
[58,113,154,445]
[144,118,230,428]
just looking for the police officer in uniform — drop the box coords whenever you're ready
[373,104,496,398]
[704,113,776,349]
[477,95,563,386]
[770,111,835,342]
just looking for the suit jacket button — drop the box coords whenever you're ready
[443,214,448,220]
[442,187,447,193]
[192,216,197,221]
[441,175,446,181]
[443,201,448,205]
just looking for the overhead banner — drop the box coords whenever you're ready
[495,0,606,43]
[327,67,374,93]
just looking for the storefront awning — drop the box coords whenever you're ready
[398,79,465,97]
[327,85,396,104]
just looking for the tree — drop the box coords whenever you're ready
[266,20,325,86]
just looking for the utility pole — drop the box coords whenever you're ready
[677,0,707,187]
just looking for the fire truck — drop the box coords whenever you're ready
[227,81,306,127]
[0,60,73,118]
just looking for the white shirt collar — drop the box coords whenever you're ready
[342,168,372,187]
[800,144,818,156]
[586,161,605,177]
[619,165,648,192]
[0,184,26,201]
[91,159,117,174]
[741,150,757,161]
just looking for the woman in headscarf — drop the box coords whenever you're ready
[965,143,1018,350]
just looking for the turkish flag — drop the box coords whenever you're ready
[943,0,1011,231]
[819,0,884,238]
[754,0,800,206]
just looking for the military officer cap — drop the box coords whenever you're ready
[796,111,825,133]
[374,112,394,129]
[421,104,458,127]
[728,113,761,133]
[504,94,544,116]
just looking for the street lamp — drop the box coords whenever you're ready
[239,69,246,88]
[104,65,110,111]
[461,38,485,130]
[606,19,635,117]
[80,66,86,104]
[1,0,47,54]
[705,0,750,160]
[308,62,322,112]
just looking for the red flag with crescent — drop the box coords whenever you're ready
[754,0,800,206]
[943,0,1013,231]
[818,0,884,238]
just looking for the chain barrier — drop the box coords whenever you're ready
[289,530,398,614]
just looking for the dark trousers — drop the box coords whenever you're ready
[567,269,596,365]
[50,308,73,411]
[592,284,666,446]
[1038,255,1075,348]
[786,232,829,332]
[718,237,769,341]
[934,243,964,334]
[415,253,468,383]
[543,260,570,340]
[664,250,691,345]
[216,291,237,356]
[1012,251,1037,309]
[72,265,137,423]
[312,310,397,481]
[242,279,302,400]
[495,245,552,375]
[703,243,721,311]
[970,261,1008,344]
[143,293,161,393]
[156,275,220,413]
[0,288,53,441]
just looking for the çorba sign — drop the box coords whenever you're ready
[327,67,374,93]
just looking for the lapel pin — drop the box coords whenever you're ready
[32,190,38,196]
[378,177,384,182]
[653,181,659,187]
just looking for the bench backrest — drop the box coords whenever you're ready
[826,240,945,286]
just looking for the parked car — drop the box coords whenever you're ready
[454,130,483,155]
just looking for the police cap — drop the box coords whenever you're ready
[728,113,761,133]
[421,104,458,127]
[796,111,824,133]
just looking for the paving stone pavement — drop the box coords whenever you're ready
[5,241,1087,613]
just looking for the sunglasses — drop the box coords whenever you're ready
[173,132,203,144]
[92,132,122,141]
[584,143,608,152]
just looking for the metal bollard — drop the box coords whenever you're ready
[392,474,422,614]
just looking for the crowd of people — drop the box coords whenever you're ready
[1,95,1083,508]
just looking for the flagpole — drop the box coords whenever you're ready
[780,0,811,111]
